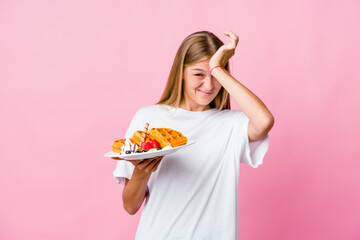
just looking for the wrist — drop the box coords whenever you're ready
[210,65,227,76]
[210,65,225,75]
[133,167,152,179]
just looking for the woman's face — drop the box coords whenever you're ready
[181,59,222,111]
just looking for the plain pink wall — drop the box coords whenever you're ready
[1,0,359,239]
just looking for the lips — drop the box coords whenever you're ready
[197,89,213,96]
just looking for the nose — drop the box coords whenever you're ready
[202,75,215,91]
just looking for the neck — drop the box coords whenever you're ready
[179,100,211,112]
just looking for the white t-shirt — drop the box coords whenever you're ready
[113,104,269,240]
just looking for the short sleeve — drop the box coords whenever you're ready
[232,111,269,168]
[112,109,145,184]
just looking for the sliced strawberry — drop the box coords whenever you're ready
[140,142,145,150]
[143,141,153,151]
[152,140,160,149]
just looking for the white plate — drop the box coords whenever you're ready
[104,141,195,160]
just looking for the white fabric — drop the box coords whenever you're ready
[113,104,269,240]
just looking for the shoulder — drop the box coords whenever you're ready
[216,109,246,119]
[214,109,249,128]
[132,104,167,120]
[135,104,163,115]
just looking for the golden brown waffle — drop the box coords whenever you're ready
[130,131,154,146]
[112,139,126,153]
[148,128,187,148]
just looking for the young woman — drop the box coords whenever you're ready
[112,30,274,239]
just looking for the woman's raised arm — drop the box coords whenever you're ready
[210,31,274,142]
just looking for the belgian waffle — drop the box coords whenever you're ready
[148,128,187,148]
[130,130,154,146]
[112,139,126,153]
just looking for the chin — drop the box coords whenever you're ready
[196,98,214,106]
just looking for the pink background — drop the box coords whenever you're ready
[1,0,359,239]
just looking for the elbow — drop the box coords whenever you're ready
[126,209,138,215]
[122,183,147,215]
[264,114,275,132]
[257,114,275,136]
[123,202,140,215]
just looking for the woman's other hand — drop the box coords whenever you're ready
[112,156,163,174]
[120,156,163,215]
[131,156,163,173]
[209,31,239,69]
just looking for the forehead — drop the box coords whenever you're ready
[187,60,210,71]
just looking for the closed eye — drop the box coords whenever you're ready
[195,74,203,76]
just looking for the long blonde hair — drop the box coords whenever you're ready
[157,31,231,110]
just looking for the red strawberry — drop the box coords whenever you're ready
[152,140,160,149]
[140,142,145,150]
[143,141,153,151]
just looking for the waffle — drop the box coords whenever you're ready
[148,128,187,148]
[112,139,126,153]
[130,130,154,146]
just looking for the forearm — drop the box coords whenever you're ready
[212,67,274,129]
[122,169,151,215]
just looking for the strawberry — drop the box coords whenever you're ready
[140,142,145,150]
[152,139,160,149]
[143,141,153,151]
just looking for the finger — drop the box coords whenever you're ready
[148,158,160,170]
[135,157,156,170]
[146,158,162,172]
[224,31,239,46]
[126,159,142,166]
[129,160,142,164]
[225,31,238,39]
[151,156,163,165]
[147,156,163,161]
[111,157,126,160]
[152,156,164,167]
[142,156,162,167]
[152,158,163,171]
[136,156,160,170]
[135,156,163,170]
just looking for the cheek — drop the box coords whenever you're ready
[214,81,222,93]
[184,80,198,98]
[186,79,202,92]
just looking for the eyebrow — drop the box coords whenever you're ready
[192,68,205,72]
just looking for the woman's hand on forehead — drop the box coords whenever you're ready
[209,31,239,69]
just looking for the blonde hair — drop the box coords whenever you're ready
[157,31,231,110]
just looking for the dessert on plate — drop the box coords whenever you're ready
[112,123,188,155]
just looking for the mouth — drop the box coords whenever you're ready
[197,89,213,97]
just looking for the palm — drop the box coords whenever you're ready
[209,31,239,69]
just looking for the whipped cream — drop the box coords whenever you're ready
[124,139,132,152]
[162,146,173,150]
[148,148,158,153]
[121,139,138,154]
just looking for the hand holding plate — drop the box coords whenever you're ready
[131,156,164,173]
